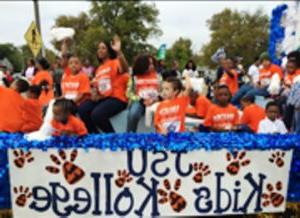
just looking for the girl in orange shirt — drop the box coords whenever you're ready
[61,56,90,105]
[204,85,239,132]
[154,76,191,134]
[51,98,87,136]
[32,58,54,107]
[78,36,129,133]
[126,54,160,132]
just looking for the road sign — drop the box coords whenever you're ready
[24,21,42,57]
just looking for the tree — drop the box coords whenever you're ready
[0,43,23,72]
[198,9,269,68]
[165,37,193,70]
[52,1,162,65]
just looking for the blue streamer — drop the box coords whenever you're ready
[268,4,288,65]
[0,132,300,209]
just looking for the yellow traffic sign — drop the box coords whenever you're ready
[24,21,42,57]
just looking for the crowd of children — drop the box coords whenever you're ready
[0,36,299,137]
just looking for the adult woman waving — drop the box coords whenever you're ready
[78,36,129,133]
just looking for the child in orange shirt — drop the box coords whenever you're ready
[239,95,265,132]
[20,85,43,133]
[0,78,29,132]
[32,58,54,106]
[204,85,239,131]
[154,76,191,134]
[51,98,87,136]
[219,57,239,95]
[186,90,211,119]
[61,56,90,105]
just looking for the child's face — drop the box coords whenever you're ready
[148,57,155,72]
[266,105,279,121]
[286,62,296,74]
[216,88,230,106]
[262,59,271,68]
[161,81,177,100]
[53,105,68,124]
[69,57,82,74]
[224,59,233,71]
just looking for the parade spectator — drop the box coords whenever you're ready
[154,76,191,134]
[258,101,287,134]
[182,59,198,78]
[78,36,129,133]
[23,58,36,82]
[126,54,160,132]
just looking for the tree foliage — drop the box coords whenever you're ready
[0,43,23,72]
[52,1,162,65]
[165,37,193,70]
[198,8,269,68]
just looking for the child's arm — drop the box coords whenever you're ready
[182,75,193,96]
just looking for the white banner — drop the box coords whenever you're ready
[8,148,292,217]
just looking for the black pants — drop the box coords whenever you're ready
[78,97,127,133]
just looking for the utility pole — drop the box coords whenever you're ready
[33,0,45,57]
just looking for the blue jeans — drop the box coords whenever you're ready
[126,101,145,132]
[232,84,269,106]
[78,97,127,133]
[294,109,300,133]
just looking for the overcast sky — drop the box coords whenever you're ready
[0,1,289,53]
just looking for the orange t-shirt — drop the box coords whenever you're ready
[51,115,87,136]
[259,64,283,86]
[20,99,43,133]
[135,71,160,99]
[112,73,129,103]
[38,90,54,107]
[61,72,90,102]
[154,96,189,133]
[64,67,72,76]
[94,59,119,97]
[0,87,25,132]
[241,103,265,132]
[32,70,53,87]
[32,70,54,106]
[284,70,300,86]
[204,104,239,130]
[219,70,239,95]
[186,95,211,118]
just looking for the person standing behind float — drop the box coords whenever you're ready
[182,59,198,78]
[32,58,54,107]
[126,54,160,132]
[219,57,239,96]
[78,36,129,133]
[23,58,36,82]
[61,56,90,106]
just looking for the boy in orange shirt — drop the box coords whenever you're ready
[51,98,87,136]
[20,85,43,133]
[0,78,29,132]
[154,76,191,134]
[219,57,239,95]
[186,90,211,119]
[204,85,239,131]
[61,56,90,105]
[239,95,265,132]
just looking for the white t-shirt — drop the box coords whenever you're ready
[247,64,259,84]
[25,66,35,81]
[258,117,288,134]
[182,69,198,78]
